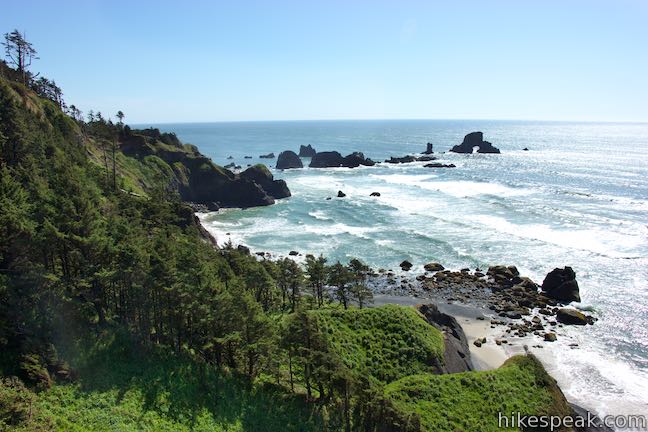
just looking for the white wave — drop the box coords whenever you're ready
[303,223,379,239]
[472,215,645,257]
[372,175,534,198]
[308,210,332,221]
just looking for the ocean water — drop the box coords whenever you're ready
[151,120,648,417]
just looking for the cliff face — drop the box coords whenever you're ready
[119,130,290,209]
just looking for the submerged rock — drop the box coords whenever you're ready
[450,132,501,154]
[370,192,381,197]
[424,162,456,168]
[541,267,580,303]
[299,144,317,157]
[276,151,303,169]
[259,152,275,159]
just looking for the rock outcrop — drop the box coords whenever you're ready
[337,190,346,198]
[276,150,303,169]
[309,151,375,168]
[259,152,275,159]
[239,164,291,200]
[417,303,474,373]
[422,143,434,154]
[450,132,500,154]
[541,267,580,303]
[299,144,317,157]
[556,308,592,325]
[385,155,437,164]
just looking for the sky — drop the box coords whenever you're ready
[2,0,647,123]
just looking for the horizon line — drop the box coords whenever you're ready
[132,117,648,126]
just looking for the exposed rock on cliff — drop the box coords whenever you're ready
[417,303,474,373]
[298,144,317,157]
[450,132,501,154]
[276,150,303,169]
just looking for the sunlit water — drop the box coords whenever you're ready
[149,120,648,417]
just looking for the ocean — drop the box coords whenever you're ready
[149,119,648,418]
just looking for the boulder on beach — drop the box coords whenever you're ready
[541,267,580,303]
[450,132,501,154]
[424,262,445,272]
[422,143,434,154]
[556,308,588,325]
[276,150,303,169]
[400,260,413,271]
[299,144,317,157]
[337,190,346,198]
[259,152,275,159]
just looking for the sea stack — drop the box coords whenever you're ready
[299,144,317,157]
[276,150,303,169]
[422,143,434,154]
[450,132,501,154]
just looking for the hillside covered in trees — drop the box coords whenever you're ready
[1,31,574,431]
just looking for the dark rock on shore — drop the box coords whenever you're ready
[276,151,303,169]
[542,267,580,302]
[424,163,456,168]
[556,308,590,325]
[237,245,250,255]
[224,162,235,169]
[400,260,413,271]
[523,147,529,151]
[422,143,434,154]
[299,144,317,157]
[310,151,375,168]
[370,192,381,197]
[417,303,474,373]
[450,132,501,154]
[289,250,299,256]
[424,262,445,272]
[570,403,615,432]
[259,152,275,159]
[337,190,346,198]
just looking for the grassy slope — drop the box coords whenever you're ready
[383,355,573,432]
[14,334,323,432]
[312,305,445,383]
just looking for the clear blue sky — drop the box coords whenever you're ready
[2,0,647,123]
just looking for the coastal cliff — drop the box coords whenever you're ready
[118,127,290,209]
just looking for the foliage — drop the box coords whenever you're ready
[383,355,573,432]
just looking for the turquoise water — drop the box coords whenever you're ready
[151,120,648,416]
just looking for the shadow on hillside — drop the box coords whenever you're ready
[75,334,323,431]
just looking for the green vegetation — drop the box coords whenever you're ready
[312,306,445,383]
[0,30,575,431]
[383,355,573,432]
